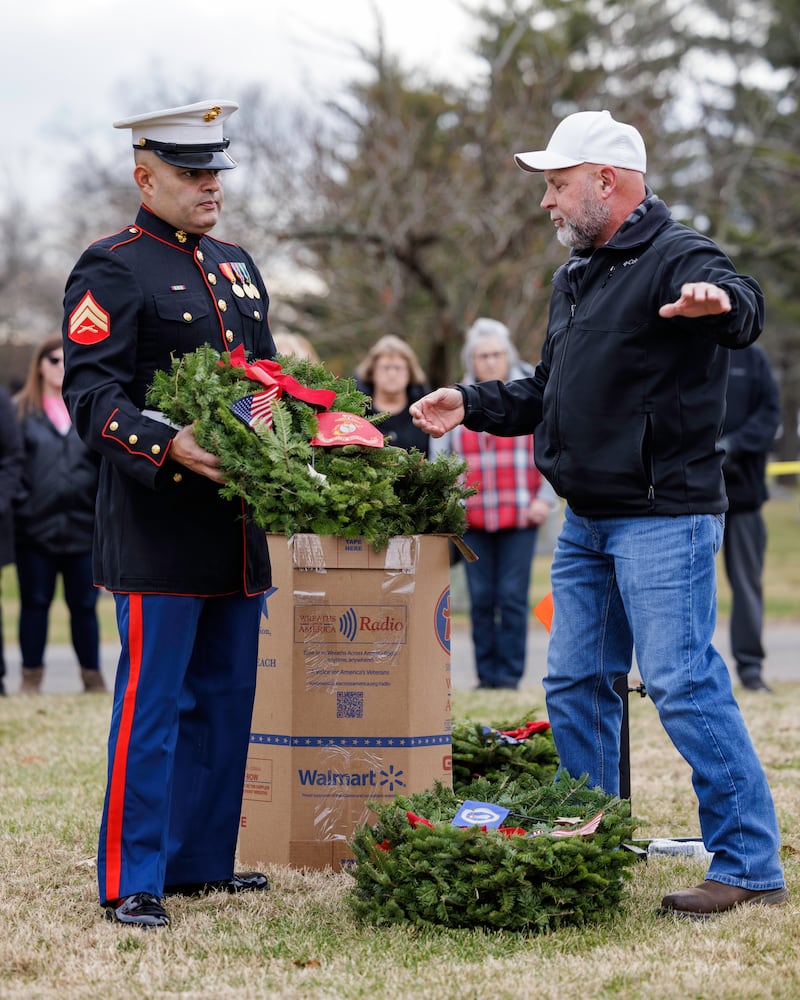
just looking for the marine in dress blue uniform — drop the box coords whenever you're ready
[62,100,274,928]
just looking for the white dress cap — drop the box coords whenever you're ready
[113,99,239,169]
[514,110,647,173]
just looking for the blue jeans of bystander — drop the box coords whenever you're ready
[463,526,538,689]
[544,506,784,890]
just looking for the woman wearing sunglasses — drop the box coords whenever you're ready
[13,335,103,693]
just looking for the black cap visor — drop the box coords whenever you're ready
[137,138,237,170]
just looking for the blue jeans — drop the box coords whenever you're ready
[544,506,784,889]
[15,545,99,671]
[464,526,538,688]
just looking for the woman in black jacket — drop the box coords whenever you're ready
[0,386,23,696]
[354,334,430,454]
[14,335,102,692]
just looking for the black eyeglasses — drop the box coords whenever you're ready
[44,354,64,365]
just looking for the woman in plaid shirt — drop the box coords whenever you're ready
[432,319,557,689]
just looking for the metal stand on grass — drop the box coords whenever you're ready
[614,675,647,801]
[614,675,707,860]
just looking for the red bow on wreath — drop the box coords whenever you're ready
[225,345,337,411]
[497,720,551,742]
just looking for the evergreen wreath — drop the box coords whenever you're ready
[348,773,637,933]
[147,346,475,548]
[348,714,637,932]
[450,716,560,787]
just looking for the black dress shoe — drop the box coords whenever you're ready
[104,892,170,928]
[164,871,270,897]
[741,676,772,693]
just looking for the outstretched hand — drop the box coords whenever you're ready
[409,388,465,438]
[659,282,731,319]
[169,423,225,484]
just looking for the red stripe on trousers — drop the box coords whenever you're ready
[104,593,144,902]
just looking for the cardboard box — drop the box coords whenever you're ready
[238,533,454,871]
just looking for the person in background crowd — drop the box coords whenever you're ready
[13,335,103,694]
[62,99,274,929]
[0,386,23,697]
[719,343,781,693]
[355,334,430,454]
[411,110,787,917]
[431,318,556,689]
[272,331,320,362]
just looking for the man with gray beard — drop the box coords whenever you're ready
[411,110,787,919]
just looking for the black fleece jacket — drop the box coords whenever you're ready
[459,197,764,518]
[719,343,780,513]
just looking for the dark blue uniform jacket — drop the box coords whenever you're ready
[62,205,274,595]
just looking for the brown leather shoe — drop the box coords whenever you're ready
[81,668,107,693]
[20,666,43,694]
[661,880,789,918]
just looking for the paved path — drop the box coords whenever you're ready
[449,618,798,692]
[2,619,796,695]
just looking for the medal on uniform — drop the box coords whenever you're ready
[220,262,246,297]
[235,262,258,299]
[231,262,252,298]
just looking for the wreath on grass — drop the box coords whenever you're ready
[348,713,637,932]
[348,773,637,933]
[450,716,560,786]
[147,346,475,549]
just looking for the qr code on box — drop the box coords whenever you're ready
[337,691,364,719]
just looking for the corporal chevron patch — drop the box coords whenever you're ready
[68,291,111,344]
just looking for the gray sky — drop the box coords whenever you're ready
[1,0,481,207]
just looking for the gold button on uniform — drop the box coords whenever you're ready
[173,472,183,483]
[151,444,161,455]
[254,310,261,320]
[128,434,138,445]
[208,273,217,284]
[109,421,119,431]
[183,312,192,322]
[197,251,205,262]
[226,330,234,342]
[218,299,227,312]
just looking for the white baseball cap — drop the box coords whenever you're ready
[114,99,239,170]
[514,110,647,173]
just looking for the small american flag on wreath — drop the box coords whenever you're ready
[230,388,280,430]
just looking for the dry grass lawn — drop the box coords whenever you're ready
[2,492,797,996]
[1,679,797,999]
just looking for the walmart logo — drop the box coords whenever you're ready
[379,764,405,792]
[297,764,405,792]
